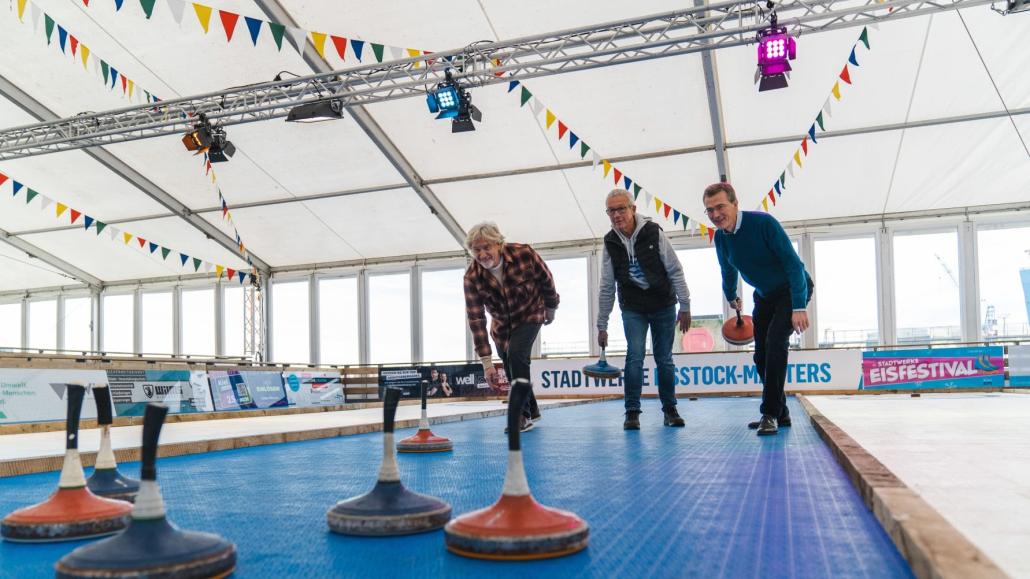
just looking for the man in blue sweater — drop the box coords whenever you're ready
[703,183,814,436]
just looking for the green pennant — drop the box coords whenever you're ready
[101,61,110,85]
[161,247,171,260]
[25,189,38,204]
[139,0,156,18]
[269,22,286,51]
[580,141,590,159]
[632,183,641,200]
[193,258,202,272]
[372,43,384,62]
[816,112,825,131]
[780,172,786,188]
[859,27,870,50]
[95,221,107,235]
[519,86,532,107]
[45,15,55,44]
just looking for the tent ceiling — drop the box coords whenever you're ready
[0,1,1026,292]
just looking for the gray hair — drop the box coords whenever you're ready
[606,188,634,206]
[465,222,505,250]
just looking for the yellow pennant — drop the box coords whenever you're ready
[602,159,611,178]
[56,203,68,218]
[832,81,841,101]
[762,198,769,211]
[655,198,662,213]
[216,265,224,278]
[193,3,213,34]
[545,110,556,129]
[123,232,133,244]
[127,79,135,99]
[406,48,421,67]
[81,45,91,69]
[699,223,708,237]
[793,150,802,168]
[17,0,27,21]
[311,32,327,58]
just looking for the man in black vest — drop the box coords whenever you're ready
[597,189,692,429]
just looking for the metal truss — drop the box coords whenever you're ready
[0,0,993,159]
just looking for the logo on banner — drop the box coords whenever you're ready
[144,384,154,399]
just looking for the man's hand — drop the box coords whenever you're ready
[544,308,556,325]
[677,311,691,333]
[598,330,608,349]
[485,365,499,385]
[729,298,743,312]
[791,311,810,334]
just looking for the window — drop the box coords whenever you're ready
[28,299,57,351]
[141,292,173,355]
[63,297,92,353]
[421,268,468,363]
[978,225,1030,340]
[894,230,961,344]
[0,302,21,351]
[181,288,215,356]
[675,248,724,352]
[102,293,134,354]
[223,286,246,358]
[540,257,588,356]
[319,277,359,365]
[368,272,411,364]
[272,280,310,364]
[814,237,879,347]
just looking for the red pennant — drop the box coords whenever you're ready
[219,10,240,42]
[70,209,81,224]
[121,75,127,94]
[557,121,568,140]
[707,228,715,243]
[70,35,79,56]
[840,65,852,85]
[330,35,348,59]
[0,173,7,187]
[424,50,435,66]
[801,137,808,156]
[226,268,236,281]
[206,161,212,175]
[768,189,777,206]
[82,0,88,5]
[138,237,147,248]
[663,203,672,218]
[613,168,622,185]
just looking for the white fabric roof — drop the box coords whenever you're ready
[0,1,1027,292]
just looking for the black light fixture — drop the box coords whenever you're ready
[182,117,235,163]
[426,68,482,133]
[286,99,344,123]
[755,4,797,92]
[181,125,213,152]
[207,129,236,163]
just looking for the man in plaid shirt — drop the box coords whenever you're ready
[464,222,559,432]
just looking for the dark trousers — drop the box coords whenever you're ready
[753,281,813,419]
[498,322,541,419]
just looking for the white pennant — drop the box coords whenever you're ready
[645,192,653,207]
[38,195,53,212]
[530,99,543,117]
[31,4,42,32]
[788,162,795,178]
[390,45,405,61]
[165,0,186,26]
[870,21,880,31]
[753,67,761,85]
[108,226,119,242]
[823,96,833,117]
[203,262,213,273]
[286,27,307,55]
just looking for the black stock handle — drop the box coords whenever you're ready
[735,309,744,327]
[94,385,114,426]
[141,404,169,481]
[420,380,428,410]
[507,379,531,452]
[65,385,86,450]
[383,387,401,433]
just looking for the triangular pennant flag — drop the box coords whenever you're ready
[161,247,171,260]
[793,150,802,168]
[241,17,262,45]
[101,61,110,85]
[128,79,135,99]
[859,27,870,50]
[633,184,641,200]
[645,192,653,207]
[623,176,631,190]
[389,45,405,60]
[70,35,79,56]
[591,151,601,169]
[406,48,421,66]
[140,0,157,18]
[219,10,240,42]
[310,31,327,58]
[193,3,212,33]
[840,65,852,85]
[580,141,590,159]
[823,96,833,117]
[673,209,681,224]
[654,197,662,213]
[58,26,68,53]
[56,203,68,218]
[762,198,769,211]
[70,210,82,224]
[179,253,189,266]
[520,87,532,107]
[149,242,158,253]
[371,43,385,62]
[216,265,224,278]
[612,168,622,185]
[557,121,568,140]
[106,226,117,241]
[238,271,246,284]
[39,195,52,212]
[788,161,795,178]
[286,27,307,54]
[31,4,41,31]
[780,172,786,189]
[569,132,579,149]
[663,203,672,219]
[95,221,107,235]
[268,22,285,50]
[801,136,809,155]
[332,35,349,59]
[45,15,55,45]
[508,80,520,93]
[849,47,859,67]
[768,189,776,206]
[0,173,6,187]
[114,0,124,9]
[602,159,612,178]
[80,45,91,69]
[226,268,236,281]
[816,112,825,132]
[166,0,186,25]
[774,181,782,196]
[12,181,22,197]
[699,223,708,238]
[545,110,556,129]
[708,228,715,243]
[350,39,365,61]
[137,237,146,248]
[123,232,133,244]
[120,75,127,94]
[808,124,818,144]
[110,68,120,89]
[17,0,27,21]
[832,81,842,100]
[83,215,94,229]
[25,189,38,204]
[193,257,202,272]
[529,99,543,117]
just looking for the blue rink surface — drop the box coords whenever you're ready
[0,398,912,579]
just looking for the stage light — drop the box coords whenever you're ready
[756,9,797,92]
[426,69,482,133]
[286,99,344,123]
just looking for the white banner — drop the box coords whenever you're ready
[1008,345,1030,387]
[283,371,344,407]
[0,369,108,424]
[531,350,862,397]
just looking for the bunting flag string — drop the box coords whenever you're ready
[199,152,256,276]
[13,0,163,104]
[0,171,252,284]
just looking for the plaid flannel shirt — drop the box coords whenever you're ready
[464,243,560,359]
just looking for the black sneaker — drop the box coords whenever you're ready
[748,416,791,429]
[623,410,641,430]
[756,415,778,436]
[504,416,535,434]
[663,407,685,427]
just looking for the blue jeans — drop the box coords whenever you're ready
[622,304,677,412]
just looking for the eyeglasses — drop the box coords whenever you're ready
[606,205,633,216]
[704,203,731,215]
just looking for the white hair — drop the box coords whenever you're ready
[465,222,505,250]
[606,188,634,206]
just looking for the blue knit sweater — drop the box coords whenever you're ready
[714,211,810,309]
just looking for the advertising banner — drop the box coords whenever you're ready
[530,349,861,396]
[0,369,107,423]
[1006,345,1030,387]
[208,371,288,411]
[860,346,1004,390]
[283,371,344,407]
[105,369,214,416]
[379,364,494,400]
